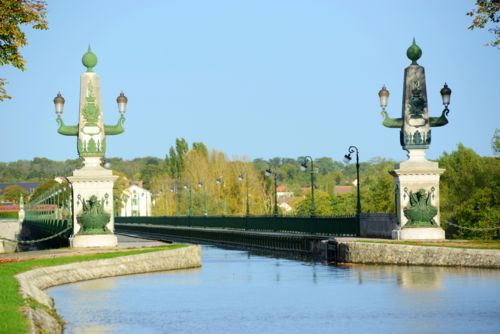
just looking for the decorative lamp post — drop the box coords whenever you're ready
[184,184,193,216]
[216,177,228,216]
[238,173,250,216]
[380,39,450,240]
[198,182,208,216]
[344,146,361,218]
[170,184,179,216]
[300,156,316,217]
[265,168,278,217]
[54,46,127,248]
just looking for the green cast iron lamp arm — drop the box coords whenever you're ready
[429,107,449,127]
[56,116,79,136]
[104,114,126,135]
[380,110,403,128]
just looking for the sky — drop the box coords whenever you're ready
[1,0,499,163]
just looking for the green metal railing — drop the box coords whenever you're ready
[116,215,359,236]
[22,181,73,245]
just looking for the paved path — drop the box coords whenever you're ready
[0,234,168,263]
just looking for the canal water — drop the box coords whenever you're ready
[48,246,500,334]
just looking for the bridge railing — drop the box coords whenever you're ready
[115,215,359,236]
[22,181,74,244]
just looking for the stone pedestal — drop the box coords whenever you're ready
[68,157,118,248]
[390,149,445,240]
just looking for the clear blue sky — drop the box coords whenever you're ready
[1,0,498,163]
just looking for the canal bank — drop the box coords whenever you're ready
[0,239,200,334]
[326,238,500,269]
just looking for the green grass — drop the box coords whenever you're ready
[0,244,186,334]
[357,239,500,250]
[0,212,18,219]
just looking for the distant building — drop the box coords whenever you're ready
[276,185,294,204]
[0,182,40,196]
[120,184,152,217]
[334,185,354,196]
[278,202,293,214]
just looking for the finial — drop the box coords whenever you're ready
[82,45,98,72]
[406,38,422,65]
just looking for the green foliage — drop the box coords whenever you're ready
[0,211,18,219]
[2,185,27,203]
[112,170,129,216]
[466,0,500,48]
[192,142,208,159]
[454,186,500,239]
[0,0,48,101]
[439,144,500,239]
[165,138,189,179]
[29,180,59,203]
[292,190,356,217]
[493,128,500,155]
[0,158,82,182]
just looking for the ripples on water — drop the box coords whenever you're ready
[48,246,500,334]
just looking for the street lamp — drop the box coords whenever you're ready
[183,184,192,216]
[238,173,250,216]
[344,146,361,218]
[198,181,208,216]
[300,156,316,217]
[116,91,128,115]
[265,168,278,217]
[216,176,228,216]
[53,92,65,117]
[170,184,179,216]
[378,85,389,111]
[440,83,452,116]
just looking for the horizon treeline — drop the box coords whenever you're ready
[0,139,498,239]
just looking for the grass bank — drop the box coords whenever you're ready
[357,239,500,250]
[0,244,185,334]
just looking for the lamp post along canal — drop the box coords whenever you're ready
[380,39,450,240]
[54,46,127,248]
[216,177,228,216]
[198,182,208,216]
[265,168,278,217]
[344,146,361,217]
[238,173,250,216]
[300,156,316,217]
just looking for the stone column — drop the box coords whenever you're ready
[390,150,445,240]
[68,157,118,247]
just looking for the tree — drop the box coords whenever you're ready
[113,170,129,216]
[439,144,500,239]
[492,128,500,155]
[192,142,208,159]
[0,0,48,101]
[165,138,188,179]
[466,0,499,48]
[2,185,27,203]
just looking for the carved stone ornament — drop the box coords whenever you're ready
[76,195,111,235]
[403,188,437,227]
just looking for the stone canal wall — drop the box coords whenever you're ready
[16,245,201,333]
[329,239,500,269]
[0,219,21,253]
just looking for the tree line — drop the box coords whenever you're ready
[0,139,498,239]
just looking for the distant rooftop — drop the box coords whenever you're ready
[0,182,40,194]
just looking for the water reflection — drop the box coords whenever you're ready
[48,246,500,334]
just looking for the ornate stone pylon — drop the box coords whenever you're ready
[54,47,127,247]
[380,40,451,240]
